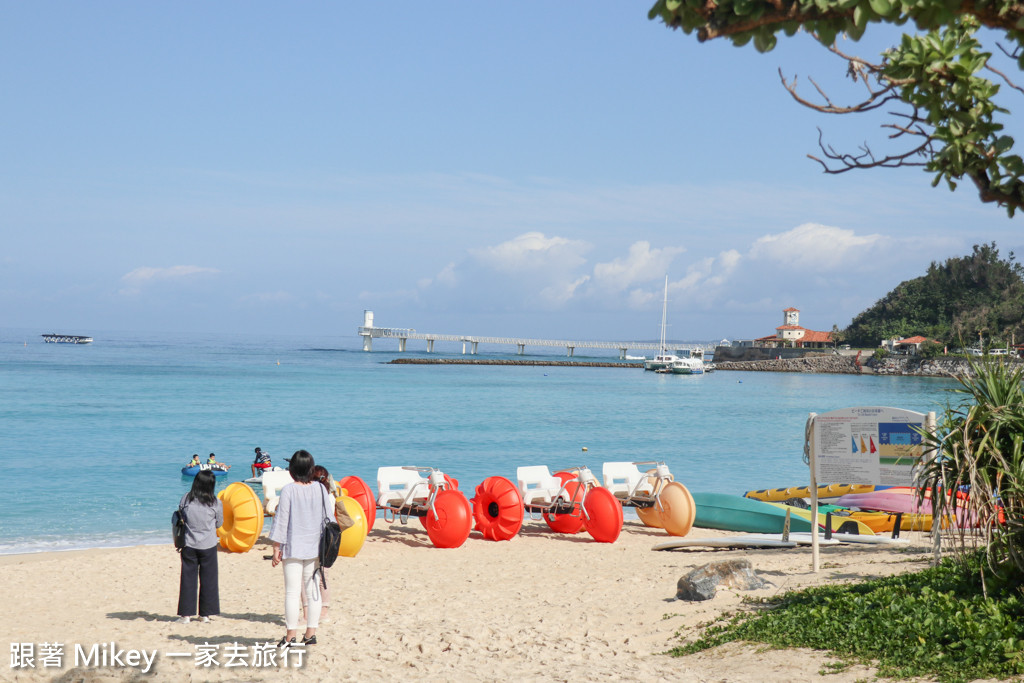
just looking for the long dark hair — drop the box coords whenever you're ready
[311,464,332,493]
[187,469,217,506]
[288,449,315,483]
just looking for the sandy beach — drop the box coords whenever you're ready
[1,520,938,683]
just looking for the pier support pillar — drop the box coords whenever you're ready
[462,342,467,354]
[619,348,627,360]
[399,338,407,352]
[427,340,434,353]
[517,344,525,355]
[567,347,575,357]
[471,342,479,354]
[362,335,373,352]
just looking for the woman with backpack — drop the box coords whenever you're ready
[269,449,333,647]
[176,469,223,624]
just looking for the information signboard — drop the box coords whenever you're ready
[812,406,928,487]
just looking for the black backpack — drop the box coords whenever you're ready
[172,504,187,552]
[316,491,342,587]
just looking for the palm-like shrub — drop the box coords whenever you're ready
[919,357,1024,588]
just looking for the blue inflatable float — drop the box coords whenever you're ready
[181,464,229,477]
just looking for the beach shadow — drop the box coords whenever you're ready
[219,611,282,624]
[107,610,178,623]
[516,524,601,544]
[368,525,437,549]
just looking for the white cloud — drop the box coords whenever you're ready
[121,265,220,285]
[118,265,220,295]
[540,275,591,306]
[591,241,684,292]
[749,223,884,270]
[470,232,590,273]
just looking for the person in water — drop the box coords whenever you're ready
[207,453,230,470]
[252,447,272,478]
[188,454,201,468]
[176,469,223,624]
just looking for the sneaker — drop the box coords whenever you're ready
[175,616,191,624]
[200,616,211,623]
[276,637,295,648]
[301,635,317,646]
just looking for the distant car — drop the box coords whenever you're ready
[989,348,1009,355]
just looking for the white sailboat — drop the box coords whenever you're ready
[644,277,681,372]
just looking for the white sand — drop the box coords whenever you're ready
[1,521,938,682]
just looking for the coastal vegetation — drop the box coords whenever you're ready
[671,359,1024,680]
[670,553,1024,682]
[843,243,1024,348]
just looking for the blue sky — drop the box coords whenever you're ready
[2,3,1020,343]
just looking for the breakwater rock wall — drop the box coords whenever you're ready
[718,355,988,377]
[389,358,642,368]
[716,355,861,374]
[867,357,974,377]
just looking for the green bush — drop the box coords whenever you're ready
[670,554,1024,682]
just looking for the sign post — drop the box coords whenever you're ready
[807,406,934,572]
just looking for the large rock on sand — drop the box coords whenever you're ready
[676,559,770,601]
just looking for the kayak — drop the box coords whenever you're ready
[692,492,816,534]
[182,464,229,477]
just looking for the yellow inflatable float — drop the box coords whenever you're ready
[217,482,264,553]
[337,491,368,558]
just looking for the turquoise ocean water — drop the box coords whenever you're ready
[0,329,957,555]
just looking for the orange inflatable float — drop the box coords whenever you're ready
[216,482,264,552]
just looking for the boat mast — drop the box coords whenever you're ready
[659,276,668,355]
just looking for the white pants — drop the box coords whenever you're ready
[282,558,321,630]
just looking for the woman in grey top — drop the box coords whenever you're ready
[270,449,333,647]
[176,469,224,624]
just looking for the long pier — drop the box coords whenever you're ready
[358,311,713,359]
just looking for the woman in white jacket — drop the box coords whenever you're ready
[269,449,333,647]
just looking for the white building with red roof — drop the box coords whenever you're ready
[753,307,834,349]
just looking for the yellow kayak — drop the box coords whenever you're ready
[745,483,879,502]
[849,510,933,532]
[766,502,876,536]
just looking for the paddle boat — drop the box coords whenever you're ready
[471,465,624,543]
[373,466,473,548]
[601,461,695,536]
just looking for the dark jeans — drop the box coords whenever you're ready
[177,545,220,617]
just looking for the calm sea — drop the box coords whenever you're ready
[0,328,957,555]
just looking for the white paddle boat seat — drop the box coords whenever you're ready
[516,466,566,506]
[261,470,295,516]
[602,461,655,501]
[376,466,431,509]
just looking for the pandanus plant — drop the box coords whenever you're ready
[919,356,1024,591]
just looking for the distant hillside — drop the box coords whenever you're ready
[843,243,1024,348]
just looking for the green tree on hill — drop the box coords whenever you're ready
[843,242,1024,347]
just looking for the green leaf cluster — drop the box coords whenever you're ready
[670,554,1024,682]
[919,358,1024,585]
[648,0,1024,214]
[844,243,1024,347]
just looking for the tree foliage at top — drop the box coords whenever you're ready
[844,242,1024,346]
[649,0,1024,215]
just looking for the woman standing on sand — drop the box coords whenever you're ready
[269,449,333,647]
[176,469,223,624]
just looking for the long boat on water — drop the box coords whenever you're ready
[41,334,93,344]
